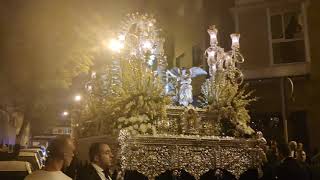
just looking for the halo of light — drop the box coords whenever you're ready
[108,39,124,52]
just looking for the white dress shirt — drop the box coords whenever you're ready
[91,163,112,180]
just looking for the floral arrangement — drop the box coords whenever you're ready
[201,69,257,137]
[82,58,170,136]
[117,115,156,135]
[111,58,170,134]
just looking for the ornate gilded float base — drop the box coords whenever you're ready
[119,131,264,180]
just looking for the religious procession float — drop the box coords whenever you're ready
[78,12,265,179]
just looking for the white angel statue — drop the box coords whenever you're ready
[167,67,207,106]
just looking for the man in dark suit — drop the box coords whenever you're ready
[78,142,114,180]
[275,143,309,180]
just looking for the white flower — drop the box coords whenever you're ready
[131,130,138,136]
[135,116,142,123]
[129,117,135,123]
[139,124,147,133]
[125,102,133,109]
[138,96,144,105]
[142,114,149,121]
[145,106,150,112]
[118,117,125,122]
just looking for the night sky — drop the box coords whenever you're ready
[0,0,181,134]
[0,0,148,134]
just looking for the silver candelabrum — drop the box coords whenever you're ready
[205,25,244,85]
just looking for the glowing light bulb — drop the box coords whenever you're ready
[62,111,69,116]
[142,41,152,50]
[108,38,124,52]
[74,95,82,102]
[230,33,240,49]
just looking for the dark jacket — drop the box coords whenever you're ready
[275,157,309,180]
[78,164,106,180]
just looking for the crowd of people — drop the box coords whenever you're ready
[24,136,114,180]
[258,140,320,180]
[20,135,320,180]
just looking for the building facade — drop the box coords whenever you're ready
[156,0,317,151]
[197,0,319,151]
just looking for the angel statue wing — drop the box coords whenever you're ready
[190,67,207,78]
[166,67,180,78]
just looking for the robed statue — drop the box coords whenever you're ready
[166,67,207,106]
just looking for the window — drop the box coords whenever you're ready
[175,53,184,67]
[192,45,203,66]
[64,128,71,134]
[268,4,308,64]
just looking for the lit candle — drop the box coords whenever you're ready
[208,25,218,46]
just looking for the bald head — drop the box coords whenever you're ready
[47,136,75,167]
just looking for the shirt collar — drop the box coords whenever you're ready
[91,163,104,173]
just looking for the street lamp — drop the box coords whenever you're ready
[74,94,82,102]
[72,94,82,138]
[62,111,69,116]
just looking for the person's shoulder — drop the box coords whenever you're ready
[25,170,71,180]
[57,171,72,180]
[24,170,46,180]
[25,170,45,177]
